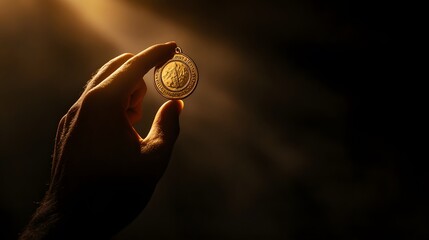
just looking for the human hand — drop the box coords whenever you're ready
[20,42,183,239]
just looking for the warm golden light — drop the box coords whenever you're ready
[61,0,187,51]
[1,1,360,239]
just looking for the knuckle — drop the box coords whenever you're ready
[80,88,121,115]
[119,53,134,59]
[80,88,106,109]
[66,103,81,116]
[105,53,133,66]
[58,114,67,127]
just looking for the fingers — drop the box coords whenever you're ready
[84,53,134,94]
[145,100,184,149]
[99,42,177,97]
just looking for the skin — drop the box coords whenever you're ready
[19,42,183,239]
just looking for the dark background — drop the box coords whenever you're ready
[0,0,425,239]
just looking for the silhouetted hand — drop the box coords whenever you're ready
[20,42,183,239]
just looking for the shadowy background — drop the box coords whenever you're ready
[0,0,425,239]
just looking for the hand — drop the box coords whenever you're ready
[20,42,183,239]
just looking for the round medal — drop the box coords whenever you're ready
[154,47,198,99]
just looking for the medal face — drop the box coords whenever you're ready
[154,47,198,99]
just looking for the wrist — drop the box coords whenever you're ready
[19,195,64,239]
[19,194,96,240]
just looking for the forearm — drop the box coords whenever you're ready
[19,195,102,240]
[19,183,154,239]
[19,196,66,240]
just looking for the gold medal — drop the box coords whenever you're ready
[154,47,198,99]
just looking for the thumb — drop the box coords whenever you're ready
[145,100,184,148]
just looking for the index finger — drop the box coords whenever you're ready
[99,41,177,96]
